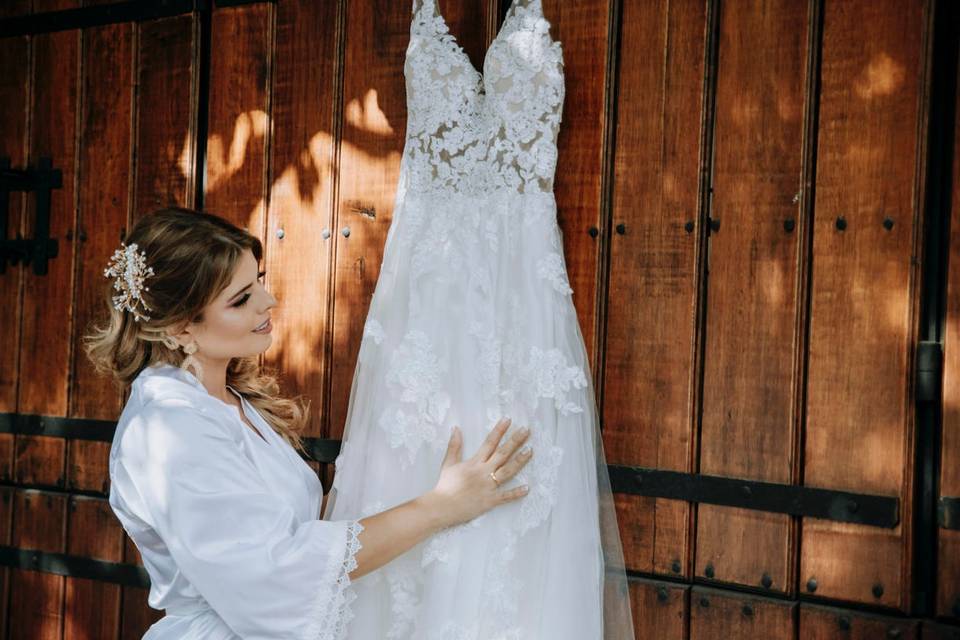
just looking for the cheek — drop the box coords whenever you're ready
[209,309,255,343]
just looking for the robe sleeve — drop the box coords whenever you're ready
[111,401,364,640]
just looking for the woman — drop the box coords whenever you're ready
[84,207,534,639]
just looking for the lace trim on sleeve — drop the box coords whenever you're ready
[305,519,365,640]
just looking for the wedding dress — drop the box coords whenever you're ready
[323,0,635,637]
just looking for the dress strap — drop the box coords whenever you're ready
[411,0,437,19]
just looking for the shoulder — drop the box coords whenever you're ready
[111,365,238,469]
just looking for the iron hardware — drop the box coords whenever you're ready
[807,578,818,593]
[685,220,694,233]
[588,226,599,238]
[761,573,773,589]
[872,583,884,598]
[835,216,847,231]
[883,217,895,230]
[0,157,61,275]
[784,218,795,233]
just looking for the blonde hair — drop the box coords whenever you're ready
[83,207,310,454]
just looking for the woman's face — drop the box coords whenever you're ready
[175,248,277,366]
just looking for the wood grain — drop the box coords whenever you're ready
[689,586,795,640]
[602,0,706,577]
[695,0,809,595]
[262,0,341,440]
[938,13,960,618]
[801,0,927,609]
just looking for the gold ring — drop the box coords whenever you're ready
[490,471,500,487]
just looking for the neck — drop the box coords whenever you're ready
[191,353,232,403]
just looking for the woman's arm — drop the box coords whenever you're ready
[349,418,531,580]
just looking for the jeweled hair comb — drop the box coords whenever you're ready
[103,241,155,322]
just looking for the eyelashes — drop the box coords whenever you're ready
[233,271,267,307]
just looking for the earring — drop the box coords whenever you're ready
[180,339,203,381]
[161,335,178,350]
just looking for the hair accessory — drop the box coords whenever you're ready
[103,241,155,322]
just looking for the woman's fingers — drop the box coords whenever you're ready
[471,417,512,462]
[440,426,462,469]
[492,443,532,483]
[497,485,530,504]
[487,425,530,469]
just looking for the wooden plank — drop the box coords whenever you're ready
[0,487,12,638]
[0,26,29,416]
[63,496,123,639]
[689,585,794,640]
[67,19,133,502]
[203,2,272,232]
[695,0,809,595]
[922,621,960,640]
[799,602,919,640]
[132,13,197,218]
[327,0,436,441]
[938,19,960,619]
[543,0,610,365]
[0,20,30,513]
[602,0,706,576]
[628,579,688,640]
[119,536,161,640]
[8,491,68,640]
[261,0,341,441]
[801,0,927,609]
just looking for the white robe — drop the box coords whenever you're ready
[108,363,364,640]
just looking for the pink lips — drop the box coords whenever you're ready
[253,318,272,334]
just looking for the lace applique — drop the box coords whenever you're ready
[405,0,564,197]
[535,252,573,295]
[378,330,451,465]
[305,519,364,640]
[422,512,486,567]
[384,556,423,639]
[512,425,564,535]
[500,341,587,417]
[363,318,386,345]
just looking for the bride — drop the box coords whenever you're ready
[86,207,535,639]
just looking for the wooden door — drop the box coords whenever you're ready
[0,1,957,638]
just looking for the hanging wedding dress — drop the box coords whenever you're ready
[324,0,635,637]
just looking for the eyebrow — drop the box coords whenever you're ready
[227,282,253,303]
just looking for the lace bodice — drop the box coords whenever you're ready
[404,0,564,196]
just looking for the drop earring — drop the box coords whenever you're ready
[180,339,203,382]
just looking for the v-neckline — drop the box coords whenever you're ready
[432,0,516,79]
[225,386,270,446]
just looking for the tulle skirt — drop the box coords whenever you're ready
[324,187,634,639]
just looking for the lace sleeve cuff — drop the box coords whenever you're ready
[305,519,365,640]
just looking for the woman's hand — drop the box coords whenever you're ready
[426,417,533,529]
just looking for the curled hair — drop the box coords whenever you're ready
[83,207,310,454]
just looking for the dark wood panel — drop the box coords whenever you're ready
[696,0,809,594]
[938,19,960,619]
[132,14,197,218]
[546,0,610,365]
[689,585,795,640]
[327,0,432,440]
[203,2,272,231]
[799,602,918,639]
[602,0,706,576]
[0,25,30,545]
[63,496,123,639]
[922,621,960,640]
[0,488,12,639]
[801,0,927,609]
[8,491,68,640]
[628,579,688,640]
[0,31,28,416]
[66,20,134,506]
[261,0,341,439]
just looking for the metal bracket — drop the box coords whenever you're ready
[608,465,900,528]
[0,157,61,275]
[939,496,960,530]
[916,341,943,405]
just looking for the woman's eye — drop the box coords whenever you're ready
[233,271,266,307]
